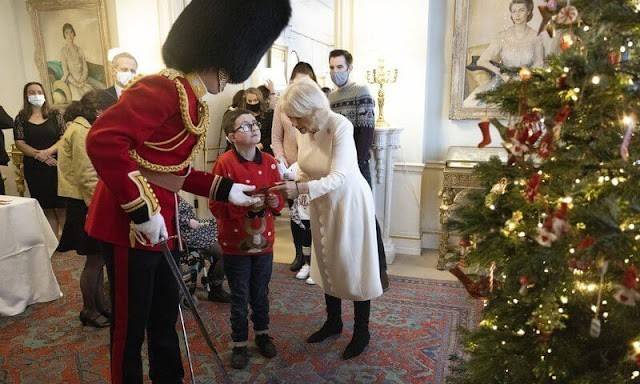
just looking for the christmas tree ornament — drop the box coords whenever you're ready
[551,105,571,141]
[519,67,532,81]
[502,210,523,237]
[538,133,555,159]
[590,317,601,338]
[524,173,541,202]
[536,226,558,247]
[535,203,570,246]
[568,257,591,272]
[449,265,496,299]
[614,265,640,306]
[608,51,622,66]
[590,261,609,338]
[537,4,555,36]
[621,47,631,62]
[519,275,535,295]
[560,32,575,51]
[477,119,492,148]
[621,115,635,161]
[576,235,596,250]
[557,73,569,89]
[551,203,570,235]
[485,177,509,208]
[556,5,579,25]
[458,238,472,262]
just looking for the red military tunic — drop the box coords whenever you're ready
[85,70,231,250]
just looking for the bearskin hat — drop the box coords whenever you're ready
[162,0,291,83]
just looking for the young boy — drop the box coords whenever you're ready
[209,109,284,369]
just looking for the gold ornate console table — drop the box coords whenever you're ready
[9,144,26,197]
[437,146,507,270]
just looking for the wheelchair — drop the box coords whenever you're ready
[179,245,222,306]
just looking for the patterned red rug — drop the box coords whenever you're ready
[0,252,481,383]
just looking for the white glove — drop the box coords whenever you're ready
[134,212,168,245]
[228,183,261,207]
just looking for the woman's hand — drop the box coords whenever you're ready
[265,79,274,93]
[34,150,47,162]
[270,181,309,199]
[44,157,57,166]
[267,193,279,208]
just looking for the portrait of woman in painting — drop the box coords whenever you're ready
[60,23,95,101]
[463,0,544,108]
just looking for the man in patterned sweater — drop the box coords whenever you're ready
[327,49,389,290]
[327,49,376,185]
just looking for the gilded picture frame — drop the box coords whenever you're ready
[27,0,111,107]
[268,44,289,90]
[449,0,557,120]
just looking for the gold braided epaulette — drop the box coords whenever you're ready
[129,133,206,173]
[127,68,210,173]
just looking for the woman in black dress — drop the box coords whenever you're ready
[13,82,65,236]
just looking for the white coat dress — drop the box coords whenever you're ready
[296,111,382,301]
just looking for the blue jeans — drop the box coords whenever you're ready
[223,253,273,343]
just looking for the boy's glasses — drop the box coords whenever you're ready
[234,121,261,133]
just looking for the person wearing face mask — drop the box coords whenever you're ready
[83,1,291,383]
[328,49,389,292]
[0,106,14,195]
[241,87,274,155]
[271,62,318,279]
[101,52,139,106]
[13,82,66,236]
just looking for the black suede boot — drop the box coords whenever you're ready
[307,294,343,343]
[342,300,371,360]
[289,219,306,271]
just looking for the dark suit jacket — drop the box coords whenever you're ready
[101,86,119,108]
[0,106,13,166]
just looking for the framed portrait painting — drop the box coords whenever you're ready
[27,0,111,107]
[449,0,559,120]
[268,44,289,90]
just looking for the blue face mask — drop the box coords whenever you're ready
[330,70,349,87]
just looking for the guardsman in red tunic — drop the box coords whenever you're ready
[84,1,291,382]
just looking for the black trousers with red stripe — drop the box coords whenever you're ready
[101,242,184,384]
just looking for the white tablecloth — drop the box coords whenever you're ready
[0,195,62,316]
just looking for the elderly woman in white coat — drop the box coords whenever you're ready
[271,78,382,360]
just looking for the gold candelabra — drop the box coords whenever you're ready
[367,59,398,127]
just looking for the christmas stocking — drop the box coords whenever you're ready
[477,120,491,148]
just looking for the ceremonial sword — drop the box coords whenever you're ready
[159,240,230,384]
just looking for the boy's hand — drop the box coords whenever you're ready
[267,193,279,208]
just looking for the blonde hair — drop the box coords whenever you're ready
[280,77,329,119]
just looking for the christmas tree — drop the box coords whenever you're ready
[447,1,640,383]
